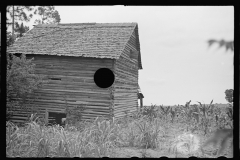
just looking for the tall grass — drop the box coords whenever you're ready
[6,116,123,157]
[6,106,165,157]
[6,103,232,157]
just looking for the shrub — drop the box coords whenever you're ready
[7,53,44,120]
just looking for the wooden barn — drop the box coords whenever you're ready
[7,23,143,125]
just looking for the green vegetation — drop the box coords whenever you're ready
[6,101,233,158]
[7,6,61,46]
[7,53,45,121]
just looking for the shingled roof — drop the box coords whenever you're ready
[7,23,142,69]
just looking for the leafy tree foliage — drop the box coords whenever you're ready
[7,6,34,34]
[7,6,34,29]
[7,53,44,120]
[224,89,233,103]
[207,39,234,52]
[14,22,29,37]
[207,39,234,105]
[34,6,61,24]
[7,6,61,46]
[7,6,35,46]
[207,38,234,65]
[7,31,15,47]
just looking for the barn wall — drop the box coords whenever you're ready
[114,28,139,118]
[10,55,114,124]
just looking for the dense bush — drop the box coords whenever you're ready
[7,53,44,120]
[224,89,233,103]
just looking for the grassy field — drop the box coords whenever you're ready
[6,103,233,158]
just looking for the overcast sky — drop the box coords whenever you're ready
[27,6,233,106]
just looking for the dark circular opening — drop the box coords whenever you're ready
[94,68,115,88]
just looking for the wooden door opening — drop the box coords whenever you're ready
[48,112,66,126]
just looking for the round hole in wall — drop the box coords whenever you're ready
[94,68,115,88]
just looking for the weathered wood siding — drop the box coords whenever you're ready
[114,28,139,118]
[10,55,114,123]
[8,24,142,124]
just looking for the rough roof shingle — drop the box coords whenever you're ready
[7,23,141,61]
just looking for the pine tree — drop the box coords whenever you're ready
[7,6,61,46]
[34,6,61,24]
[7,6,34,40]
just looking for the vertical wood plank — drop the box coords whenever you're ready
[45,109,48,125]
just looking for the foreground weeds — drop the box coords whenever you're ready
[6,102,232,157]
[6,118,120,157]
[6,112,163,157]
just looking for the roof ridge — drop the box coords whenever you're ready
[57,22,137,24]
[34,22,137,27]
